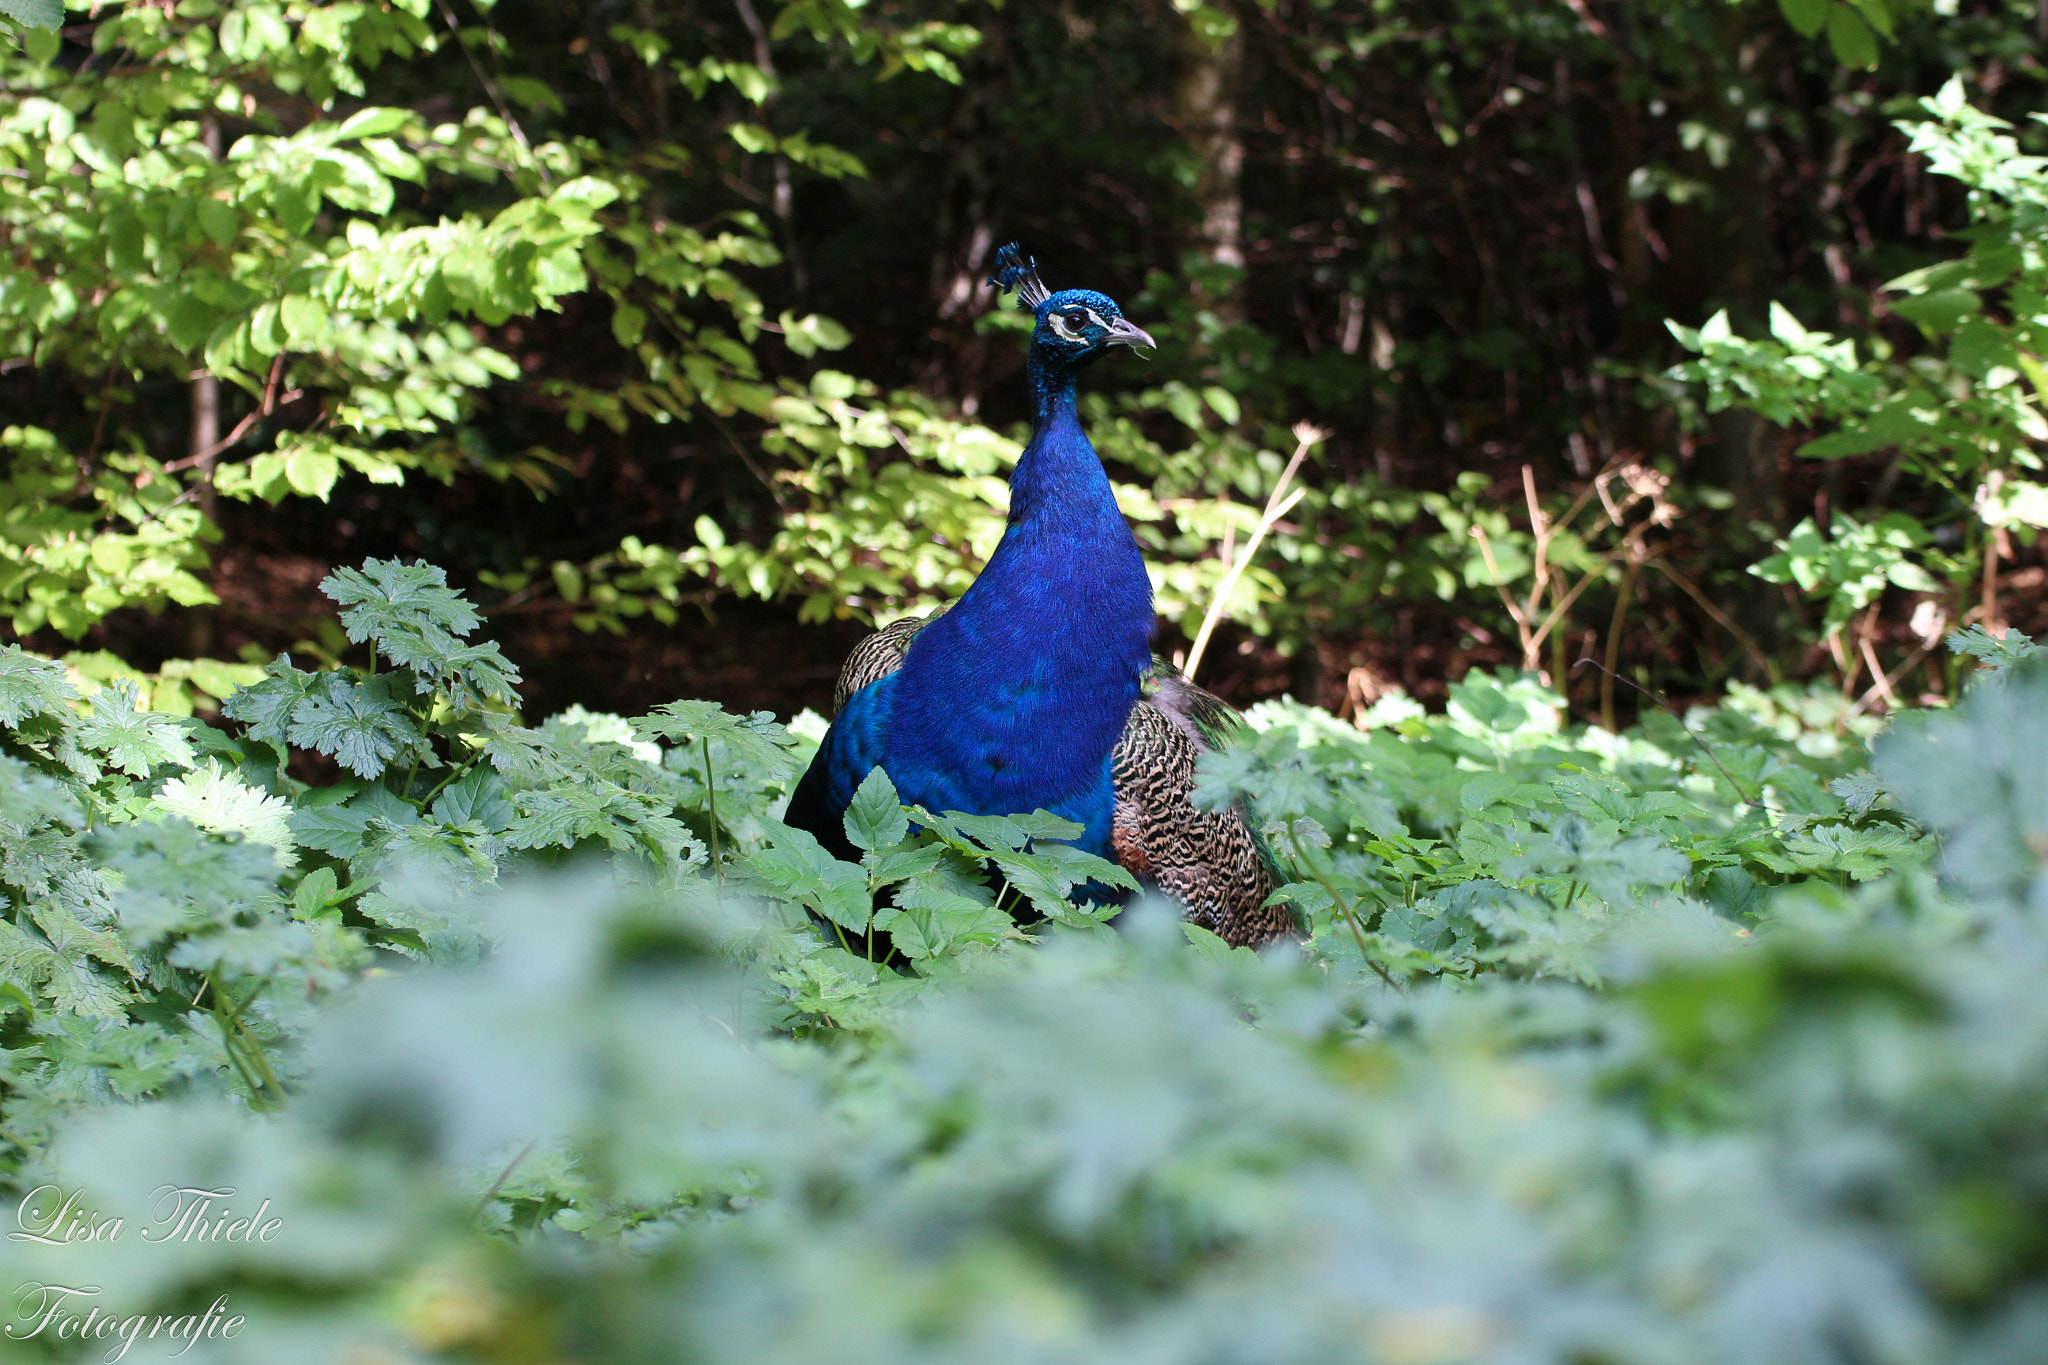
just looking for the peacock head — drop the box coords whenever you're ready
[987,242,1156,369]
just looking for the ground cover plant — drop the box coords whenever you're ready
[4,3,2048,1359]
[0,560,2041,1362]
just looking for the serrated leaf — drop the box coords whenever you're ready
[31,898,137,978]
[0,919,129,1018]
[1,823,85,899]
[154,760,298,866]
[843,766,907,852]
[632,700,802,778]
[752,820,871,931]
[220,656,321,748]
[75,680,195,777]
[1946,625,2043,678]
[1829,771,1883,819]
[95,817,282,948]
[864,842,944,888]
[431,767,516,831]
[0,0,62,30]
[286,673,430,780]
[0,645,75,729]
[321,561,519,707]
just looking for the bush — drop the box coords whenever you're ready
[2,560,2041,1361]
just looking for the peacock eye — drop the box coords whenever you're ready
[1064,311,1087,329]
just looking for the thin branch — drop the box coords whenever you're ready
[1857,631,1898,712]
[81,365,118,473]
[1648,558,1775,678]
[436,0,548,185]
[1469,521,1536,666]
[1521,464,1548,622]
[1526,565,1602,660]
[1600,555,1641,732]
[474,1137,539,1218]
[161,355,291,473]
[1184,423,1324,683]
[1845,643,1932,721]
[1572,657,1774,815]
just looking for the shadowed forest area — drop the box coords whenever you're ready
[4,0,2045,728]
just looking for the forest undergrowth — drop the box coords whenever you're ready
[0,558,2043,1363]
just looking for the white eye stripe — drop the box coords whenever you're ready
[1049,307,1110,340]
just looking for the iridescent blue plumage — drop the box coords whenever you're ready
[786,246,1294,952]
[786,246,1157,864]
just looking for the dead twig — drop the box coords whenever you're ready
[1184,423,1324,683]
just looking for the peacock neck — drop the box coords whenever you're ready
[1008,356,1108,528]
[880,347,1154,825]
[1028,352,1080,424]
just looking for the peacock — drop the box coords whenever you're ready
[783,244,1293,951]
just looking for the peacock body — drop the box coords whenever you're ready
[785,245,1292,950]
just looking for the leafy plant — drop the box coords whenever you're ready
[1667,79,2048,687]
[0,577,2039,1363]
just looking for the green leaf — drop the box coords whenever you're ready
[0,919,128,1019]
[506,783,644,851]
[1824,4,1878,67]
[220,656,320,749]
[280,294,329,344]
[0,0,62,30]
[1829,772,1883,818]
[321,560,520,706]
[335,107,411,140]
[75,681,194,777]
[547,177,622,219]
[154,760,298,865]
[0,646,76,729]
[285,442,341,499]
[324,558,483,642]
[285,673,431,780]
[1877,655,2048,900]
[1945,625,2043,676]
[1888,289,1976,332]
[752,819,871,931]
[1181,921,1256,961]
[779,311,853,357]
[1201,385,1241,426]
[96,816,282,949]
[632,701,801,778]
[1778,0,1828,37]
[843,766,907,853]
[431,768,515,831]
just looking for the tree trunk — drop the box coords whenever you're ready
[1175,5,1245,332]
[185,114,224,661]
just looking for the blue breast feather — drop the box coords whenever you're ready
[785,262,1157,872]
[804,416,1152,858]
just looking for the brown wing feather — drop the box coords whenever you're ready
[832,606,949,715]
[832,618,1292,949]
[1111,671,1295,950]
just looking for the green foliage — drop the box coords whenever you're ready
[0,0,995,655]
[4,562,2040,1361]
[1197,667,1914,987]
[1668,79,2048,649]
[1751,511,1946,637]
[1946,622,2044,675]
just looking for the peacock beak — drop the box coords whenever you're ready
[1104,317,1157,351]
